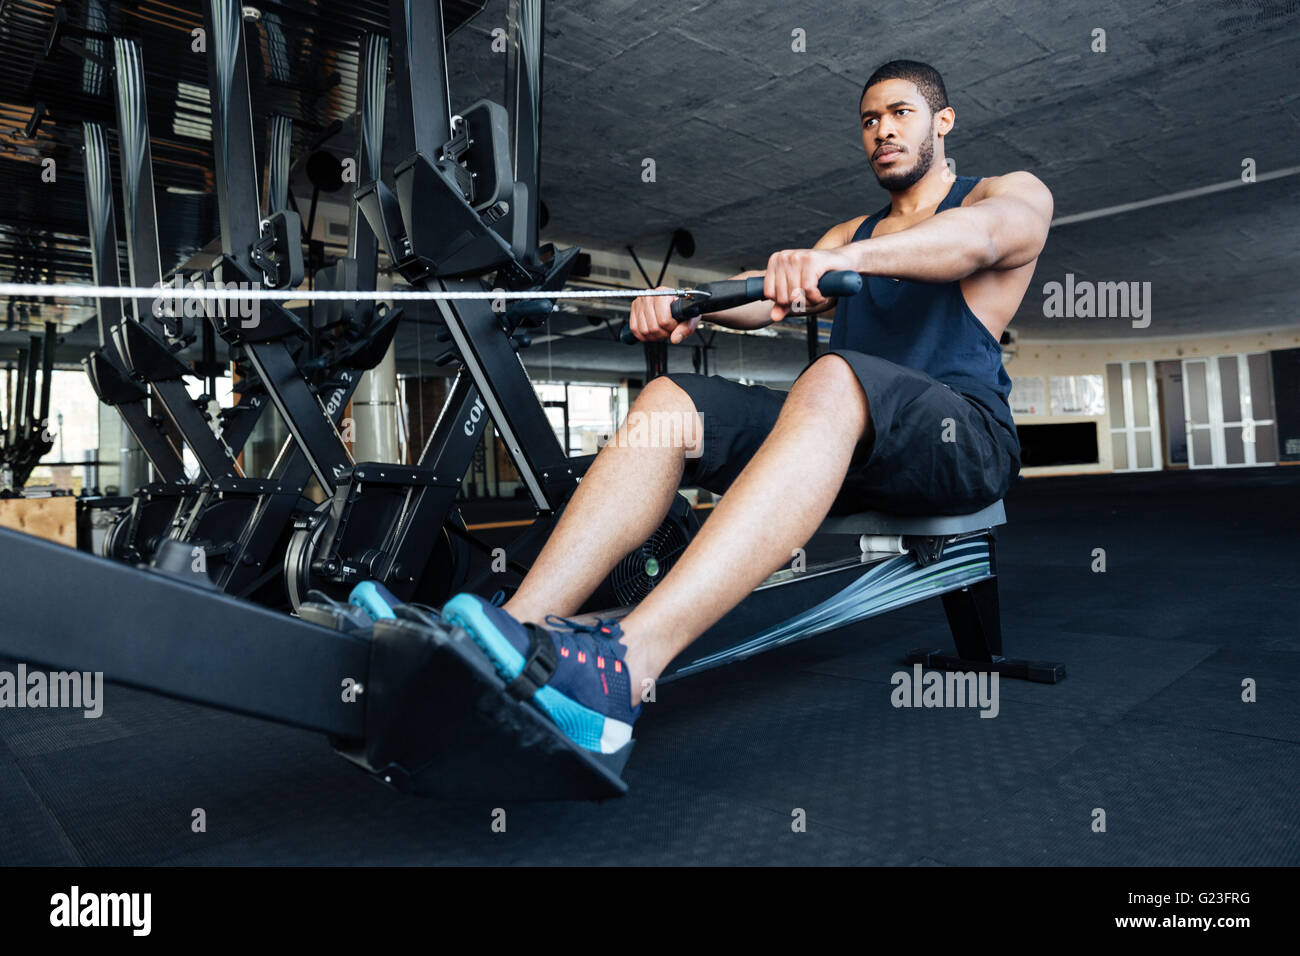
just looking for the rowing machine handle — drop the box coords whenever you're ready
[671,270,862,320]
[618,270,862,344]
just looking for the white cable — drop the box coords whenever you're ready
[0,282,694,303]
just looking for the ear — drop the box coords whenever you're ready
[934,106,955,138]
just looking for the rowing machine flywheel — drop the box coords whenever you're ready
[99,507,135,561]
[284,500,333,610]
[285,502,471,610]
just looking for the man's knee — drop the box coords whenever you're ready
[621,375,704,456]
[789,354,870,420]
[635,374,696,412]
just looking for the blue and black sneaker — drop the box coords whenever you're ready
[348,580,402,620]
[441,592,640,753]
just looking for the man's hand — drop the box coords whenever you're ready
[628,286,701,343]
[763,247,857,321]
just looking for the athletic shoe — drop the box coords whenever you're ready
[441,592,640,753]
[347,580,403,620]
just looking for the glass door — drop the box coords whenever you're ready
[1181,354,1278,468]
[1105,360,1161,471]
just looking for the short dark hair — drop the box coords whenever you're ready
[860,60,948,116]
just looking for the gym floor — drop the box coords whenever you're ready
[2,466,1295,866]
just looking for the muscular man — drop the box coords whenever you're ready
[440,60,1053,754]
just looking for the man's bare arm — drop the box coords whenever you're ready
[705,220,858,330]
[694,269,772,331]
[839,172,1053,282]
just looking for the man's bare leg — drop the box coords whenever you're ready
[500,354,869,708]
[618,355,870,700]
[502,375,703,625]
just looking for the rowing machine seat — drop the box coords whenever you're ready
[817,499,1006,537]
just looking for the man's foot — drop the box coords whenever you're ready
[347,580,402,620]
[442,593,640,753]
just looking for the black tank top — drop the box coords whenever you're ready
[829,175,1016,435]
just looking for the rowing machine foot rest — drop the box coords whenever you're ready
[904,648,1066,684]
[332,609,632,801]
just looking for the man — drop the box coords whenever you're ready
[439,60,1053,755]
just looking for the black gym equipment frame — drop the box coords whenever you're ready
[200,0,350,495]
[62,2,393,588]
[48,18,322,559]
[289,0,592,609]
[86,37,246,484]
[112,31,272,464]
[158,7,398,601]
[81,117,196,557]
[0,320,58,489]
[79,120,185,486]
[44,4,222,497]
[76,32,323,564]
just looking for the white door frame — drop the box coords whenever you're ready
[1181,353,1276,469]
[1109,360,1162,472]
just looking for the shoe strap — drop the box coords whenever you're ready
[506,622,559,701]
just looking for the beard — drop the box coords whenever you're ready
[874,135,935,192]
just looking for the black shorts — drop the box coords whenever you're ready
[666,349,1021,517]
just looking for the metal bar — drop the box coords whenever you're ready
[431,282,573,509]
[376,372,488,595]
[81,123,124,351]
[111,38,169,339]
[215,390,268,453]
[940,576,1004,659]
[22,336,38,429]
[902,649,1065,684]
[505,0,543,262]
[201,0,265,276]
[349,32,388,283]
[387,0,453,163]
[147,379,239,479]
[267,114,293,214]
[241,345,352,492]
[38,321,55,424]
